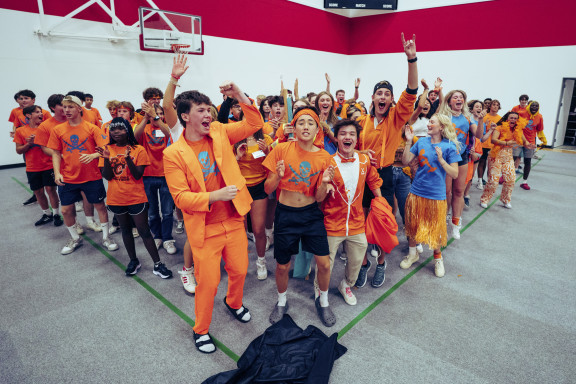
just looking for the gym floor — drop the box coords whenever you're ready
[1,149,575,384]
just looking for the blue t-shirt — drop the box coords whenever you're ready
[322,120,340,155]
[409,137,462,200]
[452,114,471,156]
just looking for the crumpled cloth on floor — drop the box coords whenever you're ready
[202,314,347,384]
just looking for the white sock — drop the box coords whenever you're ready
[101,222,109,240]
[42,208,52,215]
[409,246,417,256]
[319,290,329,308]
[265,227,273,237]
[277,291,287,306]
[195,334,215,353]
[257,256,266,264]
[67,225,80,240]
[86,216,95,225]
[53,207,59,215]
[183,265,193,272]
[236,306,251,322]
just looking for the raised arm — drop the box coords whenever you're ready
[434,77,444,105]
[401,33,418,90]
[294,78,299,100]
[219,81,263,143]
[408,80,430,125]
[163,53,189,129]
[402,125,417,165]
[353,78,360,100]
[325,73,331,94]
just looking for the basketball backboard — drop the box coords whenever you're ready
[139,7,203,54]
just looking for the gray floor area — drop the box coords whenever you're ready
[1,150,575,384]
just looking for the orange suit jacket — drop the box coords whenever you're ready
[163,103,264,247]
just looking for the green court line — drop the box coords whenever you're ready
[12,154,545,359]
[12,177,240,362]
[337,154,545,340]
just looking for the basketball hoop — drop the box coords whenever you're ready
[171,44,191,54]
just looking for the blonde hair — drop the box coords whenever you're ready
[210,105,218,122]
[106,100,120,109]
[434,113,461,153]
[438,90,472,120]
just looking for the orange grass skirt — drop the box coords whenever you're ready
[405,193,448,250]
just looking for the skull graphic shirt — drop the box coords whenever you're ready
[263,141,331,197]
[186,136,238,224]
[47,120,108,183]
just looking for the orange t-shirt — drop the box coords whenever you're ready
[237,134,274,186]
[98,145,150,206]
[262,141,331,197]
[511,105,530,120]
[137,124,170,177]
[483,114,501,149]
[357,90,417,168]
[87,107,103,125]
[13,125,53,172]
[186,136,239,224]
[466,138,483,183]
[339,103,364,119]
[523,113,544,145]
[34,116,67,147]
[47,120,107,184]
[9,108,52,129]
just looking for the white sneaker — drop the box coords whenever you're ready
[178,267,196,294]
[132,228,139,238]
[247,232,255,242]
[434,258,445,278]
[256,259,268,280]
[61,237,83,255]
[108,225,119,235]
[480,202,488,209]
[400,252,419,269]
[416,243,424,254]
[73,222,84,235]
[86,221,102,232]
[163,240,177,255]
[175,220,184,234]
[103,237,119,251]
[154,239,163,249]
[501,201,512,209]
[338,280,357,306]
[451,223,461,240]
[476,179,484,190]
[75,201,83,212]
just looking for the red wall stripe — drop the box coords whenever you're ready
[2,0,575,54]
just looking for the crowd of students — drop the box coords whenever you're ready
[10,33,546,354]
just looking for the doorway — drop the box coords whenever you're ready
[553,78,576,150]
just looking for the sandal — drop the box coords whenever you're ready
[223,296,251,323]
[193,331,216,354]
[315,297,336,327]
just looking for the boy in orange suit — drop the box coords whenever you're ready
[163,81,263,354]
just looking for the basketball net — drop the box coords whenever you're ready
[170,44,191,54]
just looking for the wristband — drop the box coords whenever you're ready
[169,77,180,87]
[171,74,181,80]
[408,57,417,63]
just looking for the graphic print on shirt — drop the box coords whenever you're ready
[109,155,132,181]
[63,134,88,153]
[198,151,219,181]
[288,161,321,187]
[418,148,437,173]
[146,132,164,146]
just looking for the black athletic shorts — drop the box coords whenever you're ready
[273,202,329,265]
[107,202,148,216]
[27,169,56,191]
[247,180,268,201]
[362,165,393,208]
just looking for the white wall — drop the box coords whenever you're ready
[0,9,351,166]
[2,8,576,166]
[555,79,575,147]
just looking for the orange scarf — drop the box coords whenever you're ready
[490,119,525,158]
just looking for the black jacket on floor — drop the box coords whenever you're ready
[202,314,347,384]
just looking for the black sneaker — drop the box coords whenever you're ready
[35,214,53,226]
[125,259,141,276]
[53,214,64,227]
[23,195,37,206]
[355,259,371,288]
[153,262,173,279]
[464,196,470,208]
